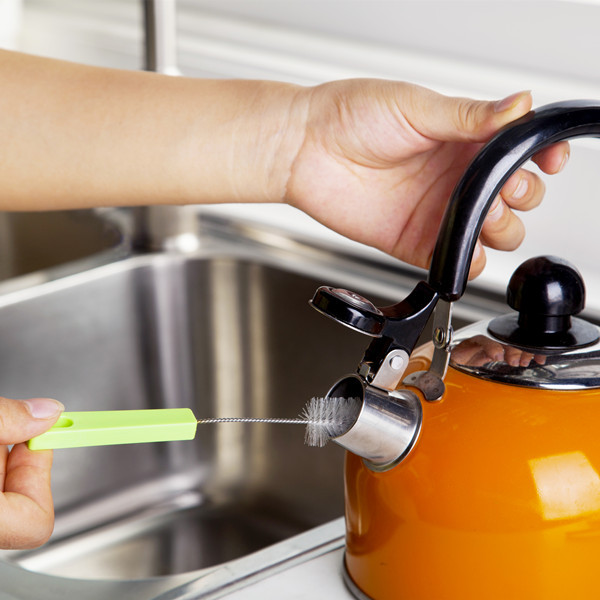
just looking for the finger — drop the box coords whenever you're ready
[531,141,570,174]
[468,240,487,279]
[470,167,546,279]
[479,194,525,251]
[499,169,545,212]
[402,86,532,143]
[451,336,494,364]
[468,351,492,367]
[519,352,536,367]
[451,345,481,364]
[477,336,507,362]
[1,443,54,549]
[504,346,534,368]
[0,397,64,445]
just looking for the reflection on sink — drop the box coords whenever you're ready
[0,249,394,580]
[0,210,124,282]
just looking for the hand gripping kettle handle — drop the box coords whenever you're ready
[428,100,600,302]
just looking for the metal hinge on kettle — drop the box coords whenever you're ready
[309,99,600,472]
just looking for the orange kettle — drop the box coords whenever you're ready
[310,101,600,599]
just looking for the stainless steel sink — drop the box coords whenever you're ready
[0,210,125,283]
[0,213,495,597]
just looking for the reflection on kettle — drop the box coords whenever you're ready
[530,451,600,521]
[451,334,547,367]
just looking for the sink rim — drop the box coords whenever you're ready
[0,518,345,599]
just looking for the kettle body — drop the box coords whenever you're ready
[344,341,600,600]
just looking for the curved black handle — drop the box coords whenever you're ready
[428,100,600,302]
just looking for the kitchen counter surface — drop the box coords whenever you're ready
[225,546,353,600]
[138,517,358,600]
[214,518,359,600]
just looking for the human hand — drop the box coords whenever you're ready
[451,335,547,368]
[285,81,569,277]
[0,396,63,549]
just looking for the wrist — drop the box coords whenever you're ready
[229,81,311,204]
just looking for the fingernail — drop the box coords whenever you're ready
[512,176,529,200]
[495,91,530,113]
[558,151,570,172]
[23,398,65,420]
[487,196,504,221]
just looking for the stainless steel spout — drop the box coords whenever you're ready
[325,375,422,472]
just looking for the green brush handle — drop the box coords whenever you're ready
[27,408,198,450]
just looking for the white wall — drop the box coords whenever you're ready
[9,0,600,305]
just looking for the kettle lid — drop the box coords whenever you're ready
[450,256,600,389]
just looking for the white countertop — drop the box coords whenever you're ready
[225,547,354,600]
[167,518,359,600]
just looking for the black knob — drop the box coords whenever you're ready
[488,256,599,353]
[508,256,584,333]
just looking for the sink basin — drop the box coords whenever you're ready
[0,214,493,596]
[0,223,411,580]
[0,210,125,283]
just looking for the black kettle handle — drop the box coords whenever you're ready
[428,100,600,302]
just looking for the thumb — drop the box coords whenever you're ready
[0,397,64,445]
[404,87,533,143]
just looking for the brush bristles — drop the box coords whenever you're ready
[302,396,362,447]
